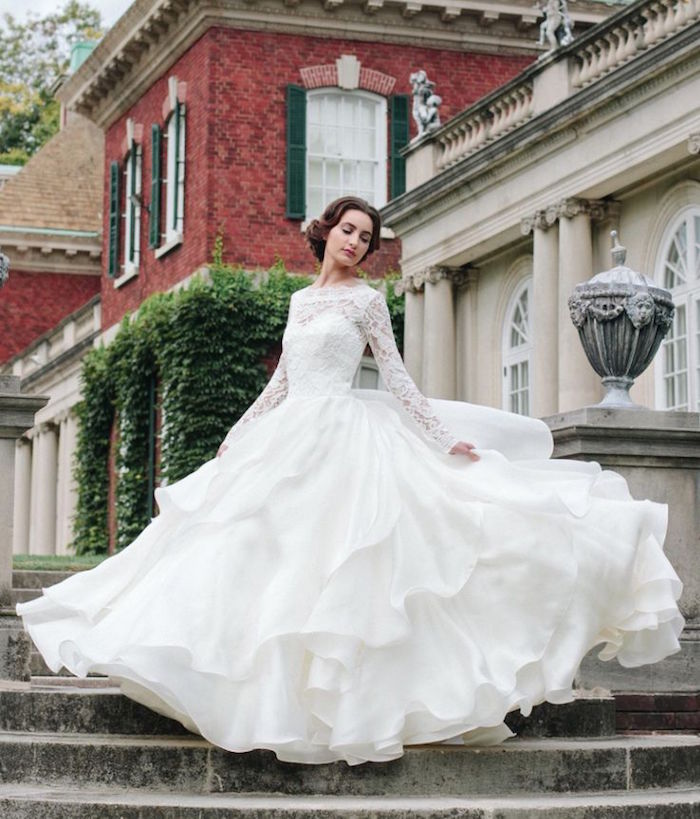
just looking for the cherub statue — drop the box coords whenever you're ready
[538,0,574,51]
[410,70,443,139]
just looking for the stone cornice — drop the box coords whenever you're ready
[0,229,101,276]
[382,19,700,237]
[59,0,619,128]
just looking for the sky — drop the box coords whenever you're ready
[0,0,133,28]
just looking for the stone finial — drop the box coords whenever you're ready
[410,70,442,140]
[538,0,574,52]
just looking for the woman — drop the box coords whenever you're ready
[16,196,683,766]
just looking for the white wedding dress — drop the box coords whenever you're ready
[16,282,684,765]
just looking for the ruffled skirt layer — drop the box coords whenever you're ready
[16,391,684,764]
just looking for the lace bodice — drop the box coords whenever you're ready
[223,284,459,453]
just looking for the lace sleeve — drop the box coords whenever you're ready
[363,290,459,454]
[222,351,289,446]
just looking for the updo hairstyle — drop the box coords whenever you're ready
[305,196,381,263]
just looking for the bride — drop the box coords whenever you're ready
[16,196,684,765]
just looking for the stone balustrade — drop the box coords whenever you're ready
[572,0,700,88]
[412,0,700,178]
[435,83,534,171]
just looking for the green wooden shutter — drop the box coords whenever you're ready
[390,94,410,200]
[108,160,120,277]
[149,124,161,248]
[172,102,182,231]
[128,149,137,262]
[286,85,306,219]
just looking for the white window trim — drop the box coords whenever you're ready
[164,101,185,246]
[501,277,533,416]
[654,205,700,412]
[305,88,387,221]
[123,146,142,272]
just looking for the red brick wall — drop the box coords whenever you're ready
[101,26,532,329]
[0,270,100,363]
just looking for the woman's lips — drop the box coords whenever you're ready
[343,249,355,257]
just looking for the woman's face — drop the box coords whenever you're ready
[323,209,374,268]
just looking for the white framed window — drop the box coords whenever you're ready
[655,207,700,411]
[164,100,185,245]
[502,278,533,416]
[306,89,387,221]
[123,145,142,276]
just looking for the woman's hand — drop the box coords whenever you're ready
[217,443,228,458]
[448,441,480,461]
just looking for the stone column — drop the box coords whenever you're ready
[556,199,604,412]
[12,438,31,555]
[422,267,456,399]
[522,211,560,418]
[56,410,79,555]
[399,275,425,388]
[454,267,478,401]
[29,421,59,556]
[0,375,48,606]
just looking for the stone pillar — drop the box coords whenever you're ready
[12,438,31,555]
[556,199,604,412]
[56,410,79,555]
[545,407,700,694]
[0,375,48,606]
[422,267,456,399]
[522,211,560,417]
[454,268,478,402]
[400,275,425,388]
[29,422,59,556]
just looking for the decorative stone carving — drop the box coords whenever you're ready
[567,231,675,408]
[410,70,442,140]
[0,248,8,288]
[689,133,700,155]
[538,0,574,51]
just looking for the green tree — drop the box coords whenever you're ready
[0,2,103,165]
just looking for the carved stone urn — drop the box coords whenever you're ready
[567,231,675,408]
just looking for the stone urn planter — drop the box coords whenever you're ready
[567,232,675,408]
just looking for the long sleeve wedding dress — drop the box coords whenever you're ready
[16,281,684,765]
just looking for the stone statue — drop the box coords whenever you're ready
[538,0,574,51]
[0,249,8,288]
[410,70,442,139]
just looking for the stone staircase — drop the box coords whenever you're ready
[1,570,698,817]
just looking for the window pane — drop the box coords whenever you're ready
[306,91,383,216]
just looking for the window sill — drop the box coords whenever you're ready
[113,264,138,289]
[299,221,395,240]
[154,233,183,259]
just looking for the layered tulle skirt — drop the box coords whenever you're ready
[16,390,684,764]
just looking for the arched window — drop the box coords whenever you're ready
[306,89,387,220]
[502,278,533,416]
[656,207,700,411]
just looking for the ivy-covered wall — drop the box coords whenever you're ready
[72,262,404,555]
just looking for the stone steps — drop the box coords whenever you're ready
[0,785,698,818]
[0,729,697,796]
[0,682,616,739]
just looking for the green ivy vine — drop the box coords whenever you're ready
[72,259,404,555]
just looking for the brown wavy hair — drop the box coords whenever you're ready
[305,196,381,263]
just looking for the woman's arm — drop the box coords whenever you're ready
[217,351,289,456]
[363,290,477,458]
